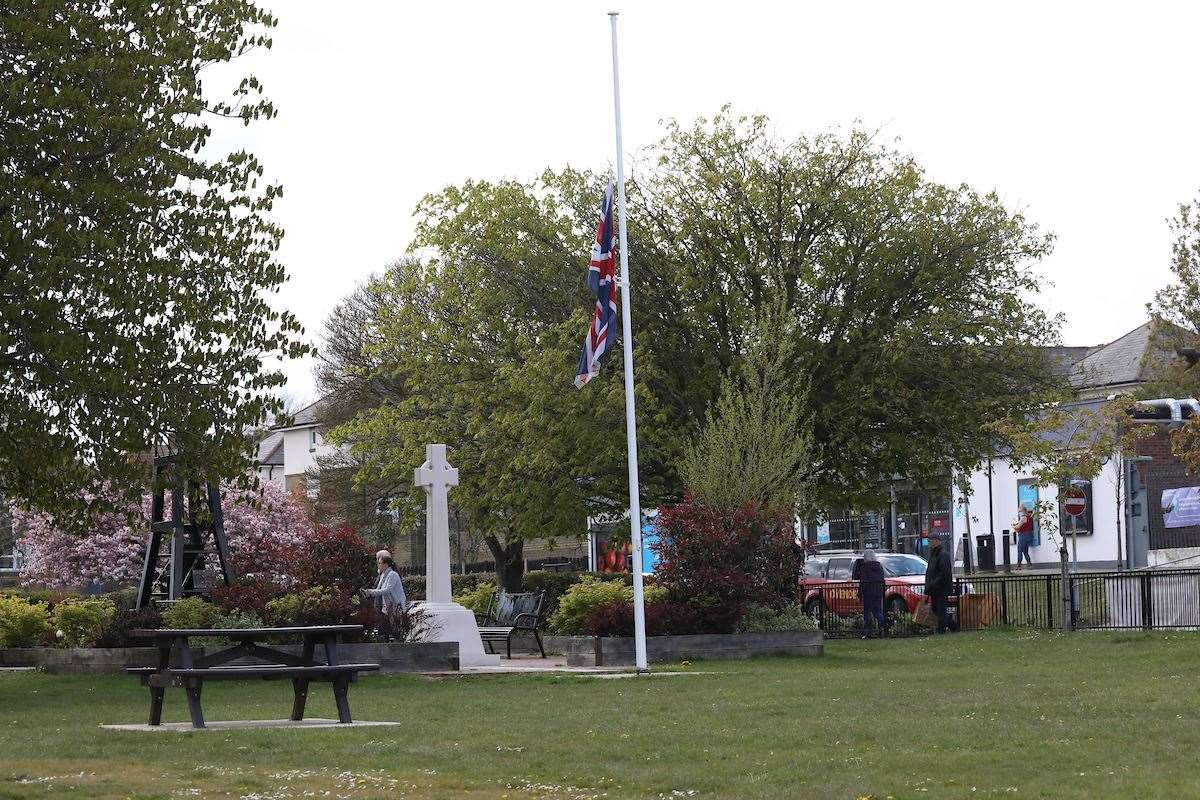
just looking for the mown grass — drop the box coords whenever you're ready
[1,630,1198,799]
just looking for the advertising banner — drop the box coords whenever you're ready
[1161,486,1200,529]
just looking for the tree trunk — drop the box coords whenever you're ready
[485,535,525,592]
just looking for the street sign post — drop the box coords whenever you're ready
[1063,484,1087,573]
[1064,487,1087,518]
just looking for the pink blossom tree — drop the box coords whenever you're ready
[15,483,311,590]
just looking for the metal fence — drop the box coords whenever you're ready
[805,568,1200,638]
[397,555,590,577]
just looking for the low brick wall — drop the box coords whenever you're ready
[0,641,459,674]
[562,630,824,667]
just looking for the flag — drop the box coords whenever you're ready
[574,180,619,388]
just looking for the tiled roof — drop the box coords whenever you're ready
[1043,345,1101,377]
[273,397,327,429]
[256,430,284,466]
[1070,322,1156,389]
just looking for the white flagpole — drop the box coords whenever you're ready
[608,10,648,674]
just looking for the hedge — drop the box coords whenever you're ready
[400,570,633,621]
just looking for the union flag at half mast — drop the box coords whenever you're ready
[574,180,619,388]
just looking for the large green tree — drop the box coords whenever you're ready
[628,110,1063,511]
[1,1,306,528]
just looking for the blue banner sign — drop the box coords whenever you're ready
[640,517,660,575]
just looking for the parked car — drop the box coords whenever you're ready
[799,550,960,618]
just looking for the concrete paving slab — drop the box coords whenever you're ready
[101,718,401,732]
[421,655,632,677]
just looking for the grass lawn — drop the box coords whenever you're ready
[2,631,1199,799]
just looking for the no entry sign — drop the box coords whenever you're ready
[1064,487,1087,518]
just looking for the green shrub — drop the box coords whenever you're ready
[736,604,818,633]
[93,607,164,648]
[105,587,140,611]
[403,573,495,602]
[403,570,644,617]
[549,577,661,634]
[194,609,266,648]
[1,588,72,608]
[453,582,496,616]
[522,571,590,618]
[265,586,348,626]
[161,597,221,630]
[403,575,426,600]
[51,598,117,647]
[0,595,51,647]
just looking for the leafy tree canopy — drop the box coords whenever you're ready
[630,109,1062,510]
[1,1,307,529]
[322,108,1064,573]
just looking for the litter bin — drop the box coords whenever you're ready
[976,533,996,572]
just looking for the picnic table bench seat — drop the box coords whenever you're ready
[126,625,378,729]
[476,590,547,659]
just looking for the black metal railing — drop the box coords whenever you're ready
[803,568,1200,638]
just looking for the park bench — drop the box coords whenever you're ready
[477,590,547,658]
[127,625,379,729]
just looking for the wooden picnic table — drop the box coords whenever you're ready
[127,625,379,729]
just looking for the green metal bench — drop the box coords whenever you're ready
[477,590,546,659]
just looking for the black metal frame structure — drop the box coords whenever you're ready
[135,455,235,609]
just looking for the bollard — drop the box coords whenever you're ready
[961,532,973,574]
[1001,529,1011,574]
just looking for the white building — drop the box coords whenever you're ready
[268,398,341,496]
[951,322,1200,570]
[254,430,286,489]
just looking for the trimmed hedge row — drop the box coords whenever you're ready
[402,570,633,619]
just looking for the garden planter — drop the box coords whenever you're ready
[561,630,824,667]
[0,641,460,674]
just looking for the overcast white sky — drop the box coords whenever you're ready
[230,1,1200,404]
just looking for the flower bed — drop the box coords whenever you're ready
[559,630,823,667]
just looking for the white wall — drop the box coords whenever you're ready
[258,463,286,490]
[953,456,1125,567]
[281,425,339,478]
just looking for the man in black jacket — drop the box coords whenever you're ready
[924,536,954,634]
[852,550,888,636]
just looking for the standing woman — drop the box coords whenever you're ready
[361,549,407,641]
[1014,507,1035,569]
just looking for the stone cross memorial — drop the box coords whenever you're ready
[413,444,499,667]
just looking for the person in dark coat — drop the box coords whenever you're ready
[852,550,888,636]
[924,536,954,634]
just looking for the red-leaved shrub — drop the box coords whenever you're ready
[210,576,282,616]
[653,493,801,623]
[287,523,376,601]
[584,598,714,637]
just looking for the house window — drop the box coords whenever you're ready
[309,428,318,452]
[1060,480,1094,537]
[0,539,22,572]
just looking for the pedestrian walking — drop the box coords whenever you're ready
[1014,507,1035,569]
[924,536,953,634]
[361,550,407,641]
[852,550,887,636]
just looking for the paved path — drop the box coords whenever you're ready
[101,718,401,733]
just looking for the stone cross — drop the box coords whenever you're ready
[414,443,459,604]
